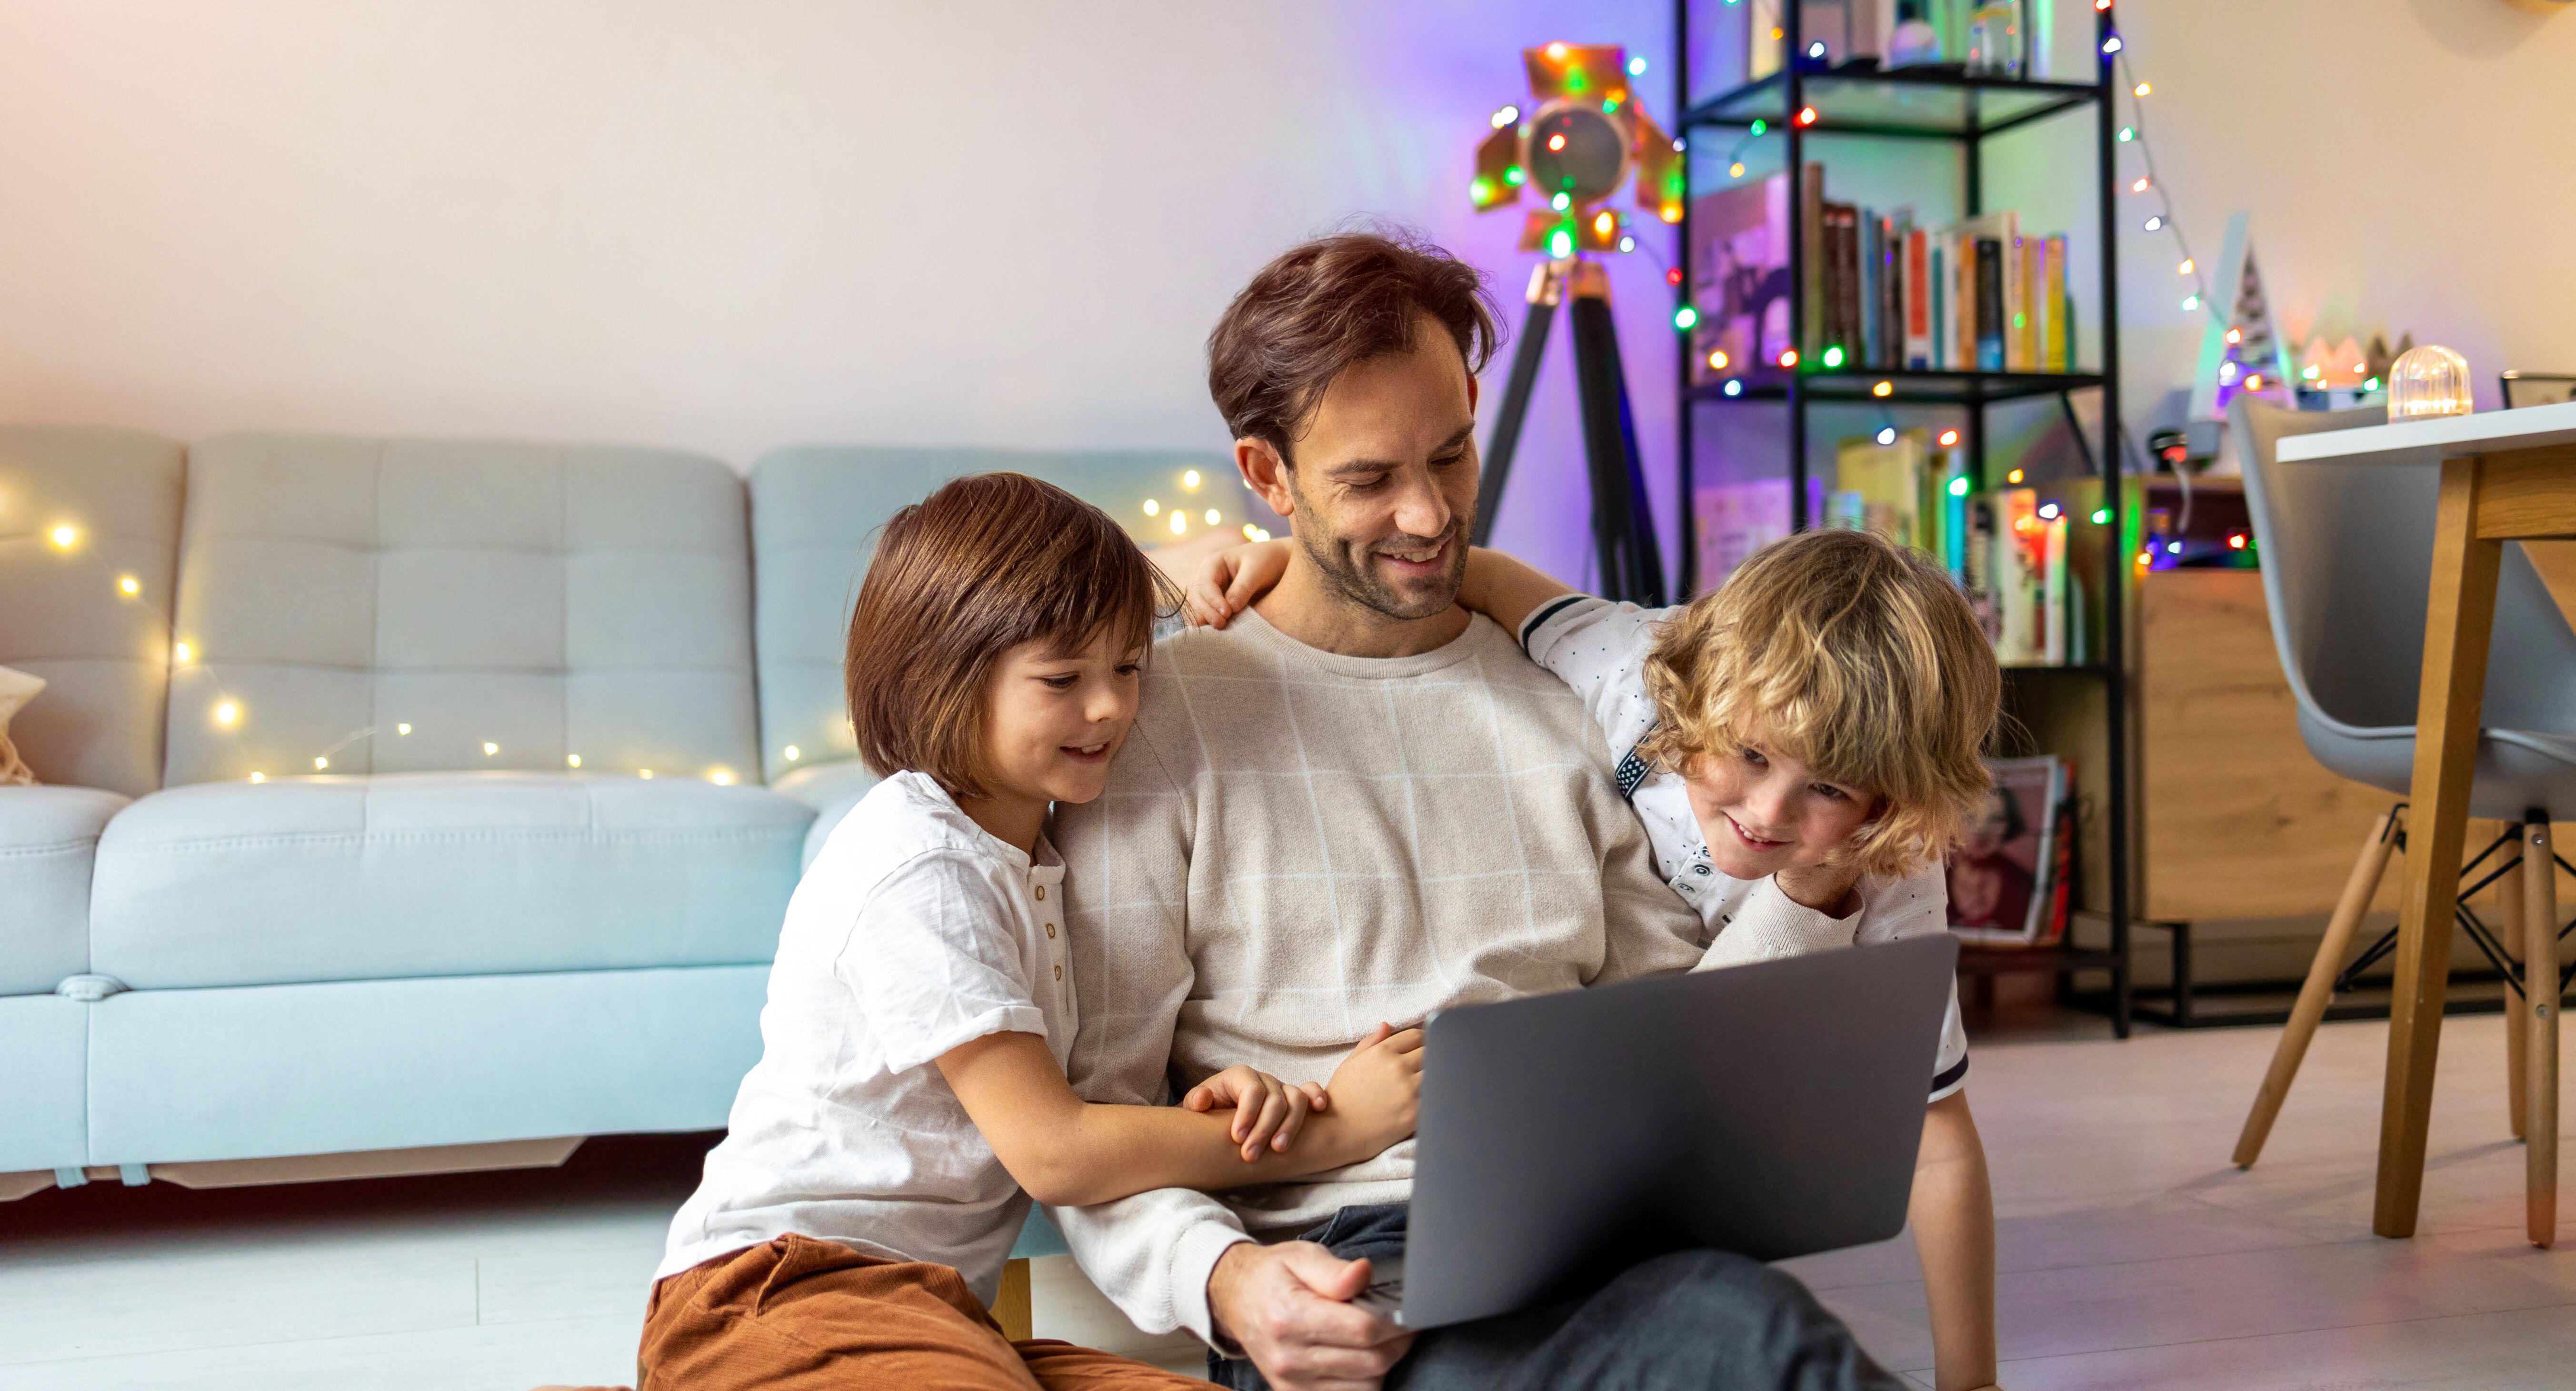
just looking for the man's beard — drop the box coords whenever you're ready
[1297,517,1470,623]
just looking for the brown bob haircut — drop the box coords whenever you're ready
[845,472,1177,800]
[1207,228,1500,465]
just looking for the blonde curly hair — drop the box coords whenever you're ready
[1636,528,2000,878]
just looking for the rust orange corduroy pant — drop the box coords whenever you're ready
[608,1234,1215,1390]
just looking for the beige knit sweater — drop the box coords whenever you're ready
[1048,608,1707,1343]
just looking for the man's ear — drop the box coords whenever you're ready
[1236,437,1297,520]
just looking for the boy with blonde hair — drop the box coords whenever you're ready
[1191,525,2008,1391]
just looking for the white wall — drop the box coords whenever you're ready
[2106,0,2576,424]
[3,1,2572,583]
[0,0,1679,586]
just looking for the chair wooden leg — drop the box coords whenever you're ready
[993,1257,1035,1341]
[2503,823,2529,1141]
[2526,820,2559,1249]
[2235,809,2403,1168]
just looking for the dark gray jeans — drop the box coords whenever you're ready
[1206,1204,1903,1391]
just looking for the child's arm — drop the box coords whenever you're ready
[938,1023,1422,1209]
[1182,538,1577,638]
[1453,546,1576,638]
[1912,1090,2001,1391]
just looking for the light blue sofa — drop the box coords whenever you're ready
[1,426,1257,1269]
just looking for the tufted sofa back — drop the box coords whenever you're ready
[164,433,759,787]
[0,425,188,796]
[746,445,1257,785]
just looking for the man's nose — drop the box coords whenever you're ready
[1390,470,1453,540]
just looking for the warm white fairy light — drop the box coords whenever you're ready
[1203,509,1220,526]
[249,771,265,783]
[482,741,498,755]
[118,575,140,596]
[397,722,411,735]
[1182,470,1202,490]
[782,745,800,761]
[173,641,193,664]
[314,756,329,770]
[214,700,240,726]
[638,768,654,779]
[1143,498,1160,517]
[567,753,582,768]
[48,523,78,550]
[709,768,737,785]
[1169,512,1187,535]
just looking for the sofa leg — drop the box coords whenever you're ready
[993,1257,1034,1341]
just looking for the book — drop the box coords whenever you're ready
[1835,429,1928,546]
[1992,486,2039,661]
[1948,755,2066,944]
[1824,202,1860,360]
[1973,238,2006,371]
[2041,515,2068,666]
[2041,233,2069,371]
[1688,173,1794,380]
[1865,209,1886,366]
[2013,235,2039,371]
[1695,479,1793,587]
[1904,226,1932,368]
[1800,163,1827,357]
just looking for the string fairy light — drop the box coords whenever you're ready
[2110,43,2227,330]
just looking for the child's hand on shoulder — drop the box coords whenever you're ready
[1326,1021,1425,1155]
[1774,858,1867,919]
[1184,538,1294,630]
[1181,1064,1330,1162]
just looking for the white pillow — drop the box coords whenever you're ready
[0,665,42,786]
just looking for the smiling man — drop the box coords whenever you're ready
[1048,231,1903,1391]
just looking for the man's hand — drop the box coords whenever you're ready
[1208,1241,1413,1391]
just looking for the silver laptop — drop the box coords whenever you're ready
[1358,933,1959,1331]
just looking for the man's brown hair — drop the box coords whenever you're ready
[844,472,1176,800]
[1207,229,1500,464]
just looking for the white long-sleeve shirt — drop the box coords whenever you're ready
[1046,610,1708,1344]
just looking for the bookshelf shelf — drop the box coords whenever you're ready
[1672,2,2134,1037]
[1684,69,2100,141]
[1688,368,2107,405]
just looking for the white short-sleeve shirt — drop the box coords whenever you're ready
[656,770,1076,1302]
[1522,595,1970,1102]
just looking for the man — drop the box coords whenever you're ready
[1050,230,1902,1391]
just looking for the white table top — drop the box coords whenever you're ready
[2277,399,2576,467]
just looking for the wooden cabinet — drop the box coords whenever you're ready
[2138,570,2401,922]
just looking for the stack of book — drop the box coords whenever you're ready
[1824,429,2089,666]
[1688,164,2079,381]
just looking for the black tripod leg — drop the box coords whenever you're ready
[1474,299,1555,548]
[1568,293,1662,605]
[1602,311,1667,605]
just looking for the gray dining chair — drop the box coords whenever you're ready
[2229,396,2576,1184]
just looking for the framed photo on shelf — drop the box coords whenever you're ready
[1947,755,2064,945]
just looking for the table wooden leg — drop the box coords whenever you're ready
[2526,819,2558,1248]
[2375,456,2503,1240]
[2503,823,2529,1141]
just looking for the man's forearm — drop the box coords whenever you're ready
[1912,1094,1998,1391]
[1051,1187,1252,1344]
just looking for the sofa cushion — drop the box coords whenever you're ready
[90,773,810,990]
[0,425,187,797]
[748,446,1270,785]
[0,785,127,995]
[165,433,759,788]
[769,758,882,869]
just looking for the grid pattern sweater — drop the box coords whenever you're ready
[1048,608,1707,1343]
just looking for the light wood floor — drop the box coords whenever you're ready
[3,1013,2572,1390]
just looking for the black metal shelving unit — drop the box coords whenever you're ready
[1672,2,2134,1036]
